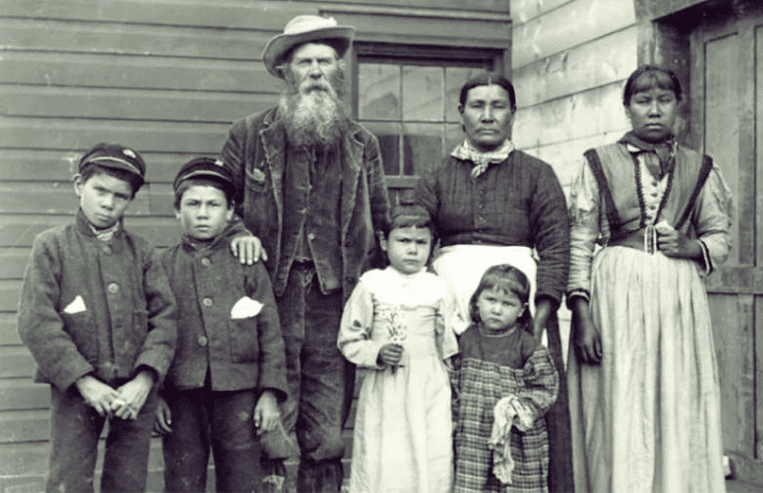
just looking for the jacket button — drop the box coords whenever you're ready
[197,336,208,347]
[108,283,119,294]
[201,258,211,266]
[202,297,213,307]
[102,245,112,255]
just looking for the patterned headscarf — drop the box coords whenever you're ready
[619,131,677,179]
[451,138,515,179]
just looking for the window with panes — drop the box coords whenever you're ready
[352,44,503,202]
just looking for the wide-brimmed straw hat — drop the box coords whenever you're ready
[262,15,355,79]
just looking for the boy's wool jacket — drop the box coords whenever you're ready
[220,107,391,302]
[160,221,288,397]
[17,210,177,392]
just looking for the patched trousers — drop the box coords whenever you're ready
[260,263,353,493]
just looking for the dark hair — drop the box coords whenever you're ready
[174,177,234,210]
[377,202,435,267]
[459,73,517,112]
[78,163,143,198]
[382,203,435,239]
[623,65,683,106]
[469,264,532,330]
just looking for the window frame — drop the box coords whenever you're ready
[346,42,505,199]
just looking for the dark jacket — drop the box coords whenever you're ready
[220,107,390,302]
[17,210,177,391]
[415,151,570,306]
[160,221,287,397]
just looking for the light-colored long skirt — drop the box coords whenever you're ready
[568,246,726,493]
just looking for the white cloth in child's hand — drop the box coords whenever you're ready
[63,295,87,314]
[230,297,263,319]
[488,395,538,484]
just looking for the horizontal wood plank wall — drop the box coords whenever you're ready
[508,0,638,376]
[0,0,510,491]
[510,0,637,196]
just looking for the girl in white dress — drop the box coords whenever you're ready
[338,203,458,493]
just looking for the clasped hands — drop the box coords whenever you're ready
[75,370,155,420]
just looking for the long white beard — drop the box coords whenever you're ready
[278,87,348,149]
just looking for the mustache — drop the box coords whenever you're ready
[301,81,335,97]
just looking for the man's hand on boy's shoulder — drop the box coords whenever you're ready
[75,375,120,418]
[113,369,156,420]
[230,234,267,265]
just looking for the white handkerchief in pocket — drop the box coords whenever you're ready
[63,295,87,314]
[230,296,263,319]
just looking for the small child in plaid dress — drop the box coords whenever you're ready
[453,264,558,493]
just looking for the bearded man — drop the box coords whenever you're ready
[220,15,390,493]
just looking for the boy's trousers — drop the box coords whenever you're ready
[162,387,262,493]
[46,381,158,493]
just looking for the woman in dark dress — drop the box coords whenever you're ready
[415,72,573,492]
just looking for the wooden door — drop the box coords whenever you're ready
[690,5,763,479]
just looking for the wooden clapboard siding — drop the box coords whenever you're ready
[317,0,510,11]
[512,25,638,108]
[0,150,217,184]
[514,81,630,155]
[0,0,314,31]
[0,52,271,93]
[508,0,637,441]
[0,86,275,124]
[322,8,511,48]
[510,0,637,182]
[510,0,571,22]
[0,17,270,60]
[512,0,636,69]
[0,313,21,346]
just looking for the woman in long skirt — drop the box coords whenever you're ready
[566,65,734,492]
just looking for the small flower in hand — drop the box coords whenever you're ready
[380,306,407,373]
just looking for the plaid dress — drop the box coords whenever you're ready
[453,326,558,493]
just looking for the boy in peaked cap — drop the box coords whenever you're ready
[17,142,178,493]
[154,157,288,492]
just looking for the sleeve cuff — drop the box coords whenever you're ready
[698,239,713,275]
[565,289,590,309]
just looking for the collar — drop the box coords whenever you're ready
[76,209,122,242]
[619,131,677,177]
[618,130,673,151]
[385,265,426,282]
[451,138,515,179]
